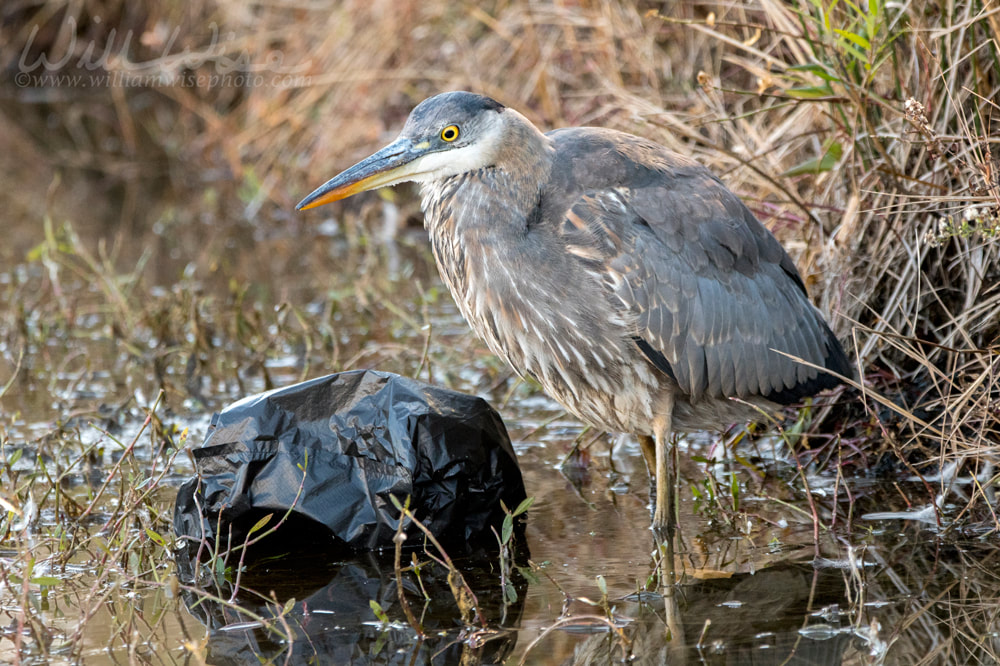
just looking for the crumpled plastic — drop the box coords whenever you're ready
[173,369,526,563]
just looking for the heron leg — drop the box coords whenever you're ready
[638,435,657,480]
[638,393,677,532]
[638,434,659,529]
[652,403,676,531]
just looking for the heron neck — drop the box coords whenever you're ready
[418,120,561,383]
[420,116,553,237]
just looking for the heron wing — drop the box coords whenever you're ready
[548,129,847,402]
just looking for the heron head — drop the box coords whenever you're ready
[297,92,508,211]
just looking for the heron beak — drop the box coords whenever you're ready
[296,138,424,211]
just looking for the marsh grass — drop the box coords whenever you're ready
[2,0,999,663]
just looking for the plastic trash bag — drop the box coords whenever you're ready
[173,370,526,566]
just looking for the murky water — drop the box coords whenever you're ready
[2,195,998,665]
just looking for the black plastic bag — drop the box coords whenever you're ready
[173,370,526,563]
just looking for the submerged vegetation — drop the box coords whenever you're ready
[1,0,998,663]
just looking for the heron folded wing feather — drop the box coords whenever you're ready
[701,279,724,394]
[549,128,843,403]
[729,284,752,396]
[804,308,829,377]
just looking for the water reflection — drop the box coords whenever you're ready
[182,548,528,665]
[562,563,865,665]
[179,547,882,665]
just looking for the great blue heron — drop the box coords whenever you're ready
[297,91,851,529]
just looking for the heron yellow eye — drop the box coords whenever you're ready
[440,125,460,142]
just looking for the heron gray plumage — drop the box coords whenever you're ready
[297,91,851,529]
